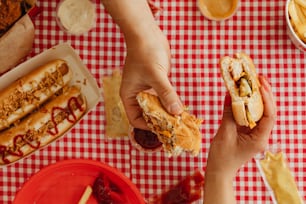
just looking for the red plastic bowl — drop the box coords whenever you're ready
[13,159,145,204]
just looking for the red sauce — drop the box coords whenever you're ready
[0,146,10,164]
[150,170,205,204]
[48,96,83,136]
[23,134,41,149]
[67,96,84,122]
[133,128,162,150]
[93,174,126,204]
[0,132,41,164]
[8,135,24,157]
[47,107,67,135]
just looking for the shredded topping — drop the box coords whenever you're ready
[0,64,68,128]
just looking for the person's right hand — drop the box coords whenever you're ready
[120,24,183,130]
[101,0,184,130]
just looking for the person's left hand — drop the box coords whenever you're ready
[206,76,277,177]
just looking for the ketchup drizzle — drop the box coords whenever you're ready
[67,97,84,123]
[0,132,41,164]
[47,107,67,135]
[7,135,24,157]
[0,146,10,164]
[47,96,83,136]
[0,96,83,164]
[24,135,41,149]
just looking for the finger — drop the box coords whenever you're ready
[152,75,184,116]
[122,96,150,130]
[259,76,277,123]
[119,81,150,130]
[220,93,235,125]
[253,76,276,137]
[218,93,237,137]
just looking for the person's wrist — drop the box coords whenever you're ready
[123,22,161,48]
[204,167,237,204]
[205,167,236,176]
[205,163,238,179]
[205,168,236,183]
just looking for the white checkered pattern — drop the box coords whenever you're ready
[0,0,305,203]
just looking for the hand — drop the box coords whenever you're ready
[120,24,183,129]
[100,0,184,130]
[203,76,276,204]
[206,75,277,177]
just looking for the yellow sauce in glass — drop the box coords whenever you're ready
[198,0,239,20]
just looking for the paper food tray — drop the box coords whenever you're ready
[0,43,102,167]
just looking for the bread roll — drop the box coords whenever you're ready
[220,52,263,128]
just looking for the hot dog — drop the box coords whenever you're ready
[220,52,263,129]
[0,85,86,165]
[0,59,72,131]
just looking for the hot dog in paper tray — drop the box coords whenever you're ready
[0,44,101,166]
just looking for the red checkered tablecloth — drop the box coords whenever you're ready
[1,0,306,203]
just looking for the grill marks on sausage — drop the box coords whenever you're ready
[0,94,84,164]
[0,63,69,128]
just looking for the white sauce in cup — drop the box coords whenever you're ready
[56,0,96,35]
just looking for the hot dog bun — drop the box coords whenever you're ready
[0,59,72,131]
[220,52,263,128]
[0,86,86,165]
[136,92,203,156]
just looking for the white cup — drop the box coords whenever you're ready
[56,0,96,35]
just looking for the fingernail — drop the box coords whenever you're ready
[169,102,183,115]
[224,93,231,106]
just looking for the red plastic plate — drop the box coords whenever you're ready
[13,159,144,204]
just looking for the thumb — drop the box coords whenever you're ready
[220,93,235,127]
[153,78,184,115]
